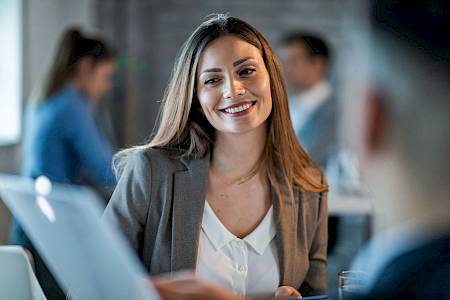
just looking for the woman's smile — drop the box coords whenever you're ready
[219,100,257,116]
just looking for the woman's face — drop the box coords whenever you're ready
[80,59,116,103]
[195,35,272,135]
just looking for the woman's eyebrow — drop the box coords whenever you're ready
[200,57,257,75]
[233,56,255,67]
[201,67,222,75]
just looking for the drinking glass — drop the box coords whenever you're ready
[338,270,368,300]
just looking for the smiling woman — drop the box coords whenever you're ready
[104,14,329,298]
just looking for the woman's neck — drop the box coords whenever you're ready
[69,78,83,92]
[69,79,90,100]
[211,123,267,180]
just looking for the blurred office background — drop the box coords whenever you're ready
[0,0,370,292]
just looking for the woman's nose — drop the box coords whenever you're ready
[223,78,245,99]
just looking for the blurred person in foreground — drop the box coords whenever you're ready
[280,33,339,255]
[348,0,450,298]
[152,0,450,299]
[10,27,117,299]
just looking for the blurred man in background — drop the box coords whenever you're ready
[280,33,337,169]
[280,33,339,255]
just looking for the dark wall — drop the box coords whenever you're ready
[94,0,368,147]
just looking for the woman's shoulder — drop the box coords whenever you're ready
[37,86,87,118]
[133,146,186,163]
[117,146,187,177]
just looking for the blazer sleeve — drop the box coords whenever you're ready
[299,189,329,295]
[102,150,152,257]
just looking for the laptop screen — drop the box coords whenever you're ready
[0,174,159,300]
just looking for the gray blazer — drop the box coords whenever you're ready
[103,148,328,295]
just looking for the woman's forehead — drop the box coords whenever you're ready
[197,35,263,72]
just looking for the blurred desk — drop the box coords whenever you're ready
[328,193,372,216]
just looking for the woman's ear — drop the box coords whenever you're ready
[77,57,94,76]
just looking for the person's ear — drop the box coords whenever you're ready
[314,56,327,76]
[365,89,388,154]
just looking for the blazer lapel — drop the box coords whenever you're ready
[171,153,209,272]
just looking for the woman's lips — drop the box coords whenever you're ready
[219,101,257,116]
[219,101,257,114]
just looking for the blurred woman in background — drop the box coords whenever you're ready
[104,15,328,298]
[10,27,117,299]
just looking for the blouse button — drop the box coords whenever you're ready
[238,265,246,272]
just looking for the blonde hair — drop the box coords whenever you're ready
[115,14,327,201]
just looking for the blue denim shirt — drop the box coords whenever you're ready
[21,85,115,189]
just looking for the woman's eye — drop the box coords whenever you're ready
[204,77,221,85]
[239,68,256,76]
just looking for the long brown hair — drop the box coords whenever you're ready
[115,15,327,200]
[34,27,115,102]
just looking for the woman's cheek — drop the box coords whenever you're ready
[198,92,217,114]
[207,91,221,111]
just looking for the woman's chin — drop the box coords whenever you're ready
[215,122,267,136]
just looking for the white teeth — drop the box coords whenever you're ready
[224,103,252,114]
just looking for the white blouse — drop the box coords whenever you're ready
[195,201,280,296]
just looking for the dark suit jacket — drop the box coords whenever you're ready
[360,234,450,299]
[103,148,329,295]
